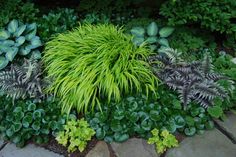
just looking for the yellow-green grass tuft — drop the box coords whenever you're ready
[43,24,158,114]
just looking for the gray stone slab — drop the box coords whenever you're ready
[0,143,64,157]
[86,141,110,157]
[0,140,4,148]
[111,138,159,157]
[215,113,236,141]
[166,129,236,157]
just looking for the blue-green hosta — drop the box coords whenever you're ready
[130,21,174,51]
[0,19,42,70]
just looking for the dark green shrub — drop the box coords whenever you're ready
[160,0,236,35]
[0,97,67,147]
[37,8,78,42]
[0,0,39,27]
[85,86,214,143]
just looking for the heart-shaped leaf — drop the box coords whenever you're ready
[7,20,18,33]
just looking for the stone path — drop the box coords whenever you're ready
[0,113,235,157]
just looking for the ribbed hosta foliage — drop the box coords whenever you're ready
[43,24,158,114]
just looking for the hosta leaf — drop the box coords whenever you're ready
[0,30,10,40]
[14,25,27,37]
[132,37,144,46]
[111,121,123,132]
[2,40,15,46]
[30,36,42,49]
[114,110,125,120]
[147,22,158,36]
[6,127,14,137]
[19,46,31,55]
[16,36,26,46]
[158,38,169,47]
[49,121,57,130]
[159,27,174,38]
[146,36,158,44]
[0,56,9,70]
[5,47,18,61]
[166,121,176,133]
[25,29,36,41]
[130,27,145,37]
[7,20,18,33]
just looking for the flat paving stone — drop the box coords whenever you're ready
[166,129,236,157]
[86,141,110,157]
[0,143,64,157]
[215,113,236,141]
[0,140,4,148]
[111,138,159,157]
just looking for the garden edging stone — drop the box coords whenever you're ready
[165,129,236,157]
[214,112,236,143]
[111,138,159,157]
[85,141,110,157]
[0,143,64,157]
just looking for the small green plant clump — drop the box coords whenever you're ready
[148,129,178,154]
[0,97,67,147]
[0,0,39,27]
[0,20,42,69]
[43,24,158,114]
[130,21,174,51]
[38,8,78,42]
[56,118,95,153]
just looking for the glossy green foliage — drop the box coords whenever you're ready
[130,22,174,51]
[148,129,178,154]
[0,0,39,27]
[38,8,78,42]
[0,59,44,101]
[56,118,95,153]
[160,0,236,35]
[82,12,111,24]
[43,24,158,114]
[85,86,214,143]
[0,20,42,70]
[0,97,67,147]
[213,54,236,110]
[169,27,215,53]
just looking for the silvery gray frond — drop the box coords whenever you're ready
[0,59,45,101]
[149,48,234,108]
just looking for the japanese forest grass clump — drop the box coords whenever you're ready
[43,24,158,114]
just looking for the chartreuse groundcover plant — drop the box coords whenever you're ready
[148,129,178,154]
[43,24,158,114]
[56,118,95,153]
